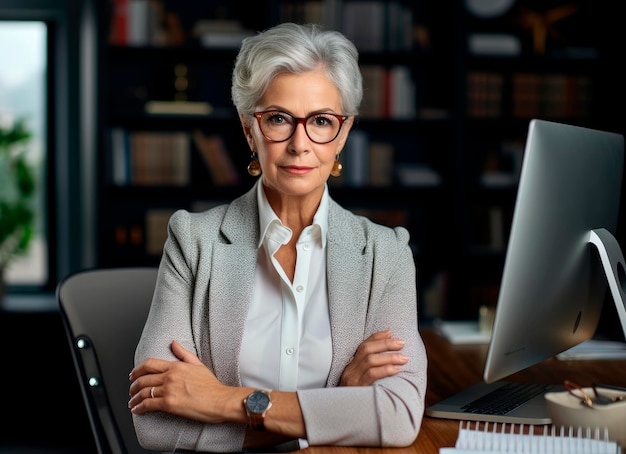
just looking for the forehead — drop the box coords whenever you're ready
[260,70,342,112]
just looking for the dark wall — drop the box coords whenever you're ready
[0,309,97,451]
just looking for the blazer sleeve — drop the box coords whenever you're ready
[132,208,247,453]
[297,221,427,447]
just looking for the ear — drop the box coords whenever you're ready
[240,113,255,151]
[334,116,355,155]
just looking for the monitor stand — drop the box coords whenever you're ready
[588,228,626,338]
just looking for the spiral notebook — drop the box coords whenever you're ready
[440,421,621,453]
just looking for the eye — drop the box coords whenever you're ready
[266,111,291,125]
[311,114,335,127]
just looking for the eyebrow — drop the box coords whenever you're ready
[260,107,343,116]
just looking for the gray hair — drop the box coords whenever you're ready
[231,22,362,118]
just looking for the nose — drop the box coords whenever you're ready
[288,121,310,153]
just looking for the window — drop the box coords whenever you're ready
[0,21,48,287]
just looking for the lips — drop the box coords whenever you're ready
[282,165,314,174]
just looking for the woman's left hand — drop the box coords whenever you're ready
[339,330,409,387]
[128,340,240,424]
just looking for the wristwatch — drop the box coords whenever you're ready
[243,389,272,431]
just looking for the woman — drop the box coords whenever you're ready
[129,22,427,452]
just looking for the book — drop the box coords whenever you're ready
[191,130,239,186]
[192,19,254,49]
[342,1,386,53]
[360,65,386,118]
[144,101,212,116]
[129,131,190,186]
[396,164,442,187]
[434,319,491,345]
[145,208,174,256]
[441,420,621,453]
[467,71,503,118]
[341,1,413,52]
[368,142,394,187]
[360,64,416,119]
[109,0,129,45]
[110,127,129,185]
[556,339,626,360]
[109,129,191,186]
[512,73,593,119]
[279,1,324,26]
[468,33,521,57]
[108,0,163,46]
[342,129,369,187]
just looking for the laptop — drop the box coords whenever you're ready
[426,380,559,424]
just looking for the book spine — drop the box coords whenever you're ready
[109,0,129,45]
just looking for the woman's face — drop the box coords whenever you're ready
[242,69,352,202]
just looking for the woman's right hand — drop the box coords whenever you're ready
[129,340,247,425]
[339,330,409,387]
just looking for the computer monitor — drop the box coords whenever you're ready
[426,120,626,424]
[484,119,626,383]
[426,119,625,424]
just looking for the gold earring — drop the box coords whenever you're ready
[247,152,261,176]
[330,156,343,177]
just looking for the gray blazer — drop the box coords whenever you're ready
[134,182,427,452]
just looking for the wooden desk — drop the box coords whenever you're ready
[302,328,626,453]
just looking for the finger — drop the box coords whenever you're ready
[360,352,410,368]
[368,330,392,340]
[171,340,203,365]
[349,353,408,379]
[129,375,152,397]
[341,361,402,387]
[128,383,158,410]
[359,363,403,385]
[341,350,409,386]
[352,352,408,379]
[129,366,167,396]
[129,357,172,381]
[355,337,405,359]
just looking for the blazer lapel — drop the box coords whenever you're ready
[325,203,372,386]
[208,187,259,386]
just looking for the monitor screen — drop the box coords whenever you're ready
[483,119,626,383]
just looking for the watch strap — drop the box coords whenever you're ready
[248,411,267,431]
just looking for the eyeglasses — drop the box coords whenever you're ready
[253,110,348,144]
[564,380,626,408]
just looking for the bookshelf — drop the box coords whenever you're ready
[454,0,625,319]
[93,0,624,322]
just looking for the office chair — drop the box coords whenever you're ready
[57,267,168,454]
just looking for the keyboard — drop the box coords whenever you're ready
[461,382,551,415]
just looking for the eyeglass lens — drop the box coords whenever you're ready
[565,380,594,408]
[565,380,626,408]
[257,111,343,144]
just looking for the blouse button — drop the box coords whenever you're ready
[296,285,304,293]
[286,347,294,355]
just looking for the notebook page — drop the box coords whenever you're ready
[439,421,620,453]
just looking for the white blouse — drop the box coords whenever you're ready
[239,182,333,393]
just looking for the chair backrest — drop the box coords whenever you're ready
[57,267,160,454]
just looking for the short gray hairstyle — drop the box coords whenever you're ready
[231,22,362,118]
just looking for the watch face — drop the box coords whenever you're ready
[247,391,270,414]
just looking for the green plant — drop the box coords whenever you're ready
[0,117,36,269]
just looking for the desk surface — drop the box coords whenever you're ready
[302,328,626,453]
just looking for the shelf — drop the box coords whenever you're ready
[93,0,622,321]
